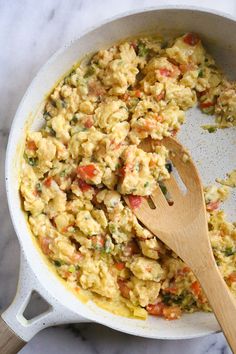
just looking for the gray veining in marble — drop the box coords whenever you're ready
[0,0,235,353]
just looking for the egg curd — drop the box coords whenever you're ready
[20,33,236,320]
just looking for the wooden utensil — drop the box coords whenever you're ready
[125,137,236,353]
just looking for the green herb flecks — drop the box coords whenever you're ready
[35,183,42,193]
[224,247,236,257]
[24,154,38,167]
[60,170,67,177]
[201,125,218,133]
[54,260,61,267]
[43,111,51,120]
[84,66,96,78]
[137,42,149,57]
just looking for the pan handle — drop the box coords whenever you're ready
[1,252,88,350]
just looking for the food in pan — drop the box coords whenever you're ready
[20,33,236,320]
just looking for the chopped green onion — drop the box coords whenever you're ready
[24,154,38,167]
[35,183,42,193]
[198,69,204,78]
[54,260,61,267]
[68,265,75,273]
[59,170,67,177]
[84,66,95,78]
[43,111,51,120]
[71,115,78,125]
[201,125,217,133]
[224,247,236,257]
[48,127,56,136]
[137,42,149,57]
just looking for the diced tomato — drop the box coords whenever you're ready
[183,266,190,273]
[117,279,130,299]
[135,90,141,98]
[183,32,200,46]
[39,236,51,255]
[123,92,130,101]
[118,165,126,179]
[91,235,105,249]
[163,306,181,320]
[156,91,165,101]
[159,68,171,77]
[198,90,208,97]
[128,195,142,209]
[72,252,83,263]
[78,178,93,192]
[146,302,165,316]
[84,118,94,128]
[191,281,201,297]
[123,240,140,256]
[171,129,178,137]
[155,114,164,123]
[206,200,220,212]
[130,42,137,50]
[77,164,97,180]
[200,101,214,109]
[179,63,196,73]
[44,176,52,188]
[115,262,125,271]
[178,266,191,276]
[27,140,37,151]
[88,82,105,96]
[228,272,236,284]
[163,287,178,294]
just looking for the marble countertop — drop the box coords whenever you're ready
[0,1,235,353]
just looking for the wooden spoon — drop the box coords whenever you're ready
[125,137,236,352]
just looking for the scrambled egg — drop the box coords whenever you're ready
[20,33,236,321]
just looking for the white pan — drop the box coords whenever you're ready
[1,5,236,354]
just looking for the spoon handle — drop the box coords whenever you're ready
[195,261,236,353]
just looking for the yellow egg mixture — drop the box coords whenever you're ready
[20,33,236,320]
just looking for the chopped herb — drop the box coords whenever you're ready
[198,69,204,78]
[43,111,51,120]
[61,100,67,108]
[54,260,61,267]
[162,293,172,304]
[71,115,78,125]
[49,127,56,136]
[60,170,67,177]
[224,247,236,257]
[109,224,116,233]
[68,265,75,273]
[35,183,42,193]
[56,99,67,110]
[161,41,168,49]
[115,163,121,169]
[202,107,215,115]
[144,182,149,188]
[84,66,95,78]
[24,154,38,167]
[201,125,217,133]
[137,42,149,57]
[165,162,173,173]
